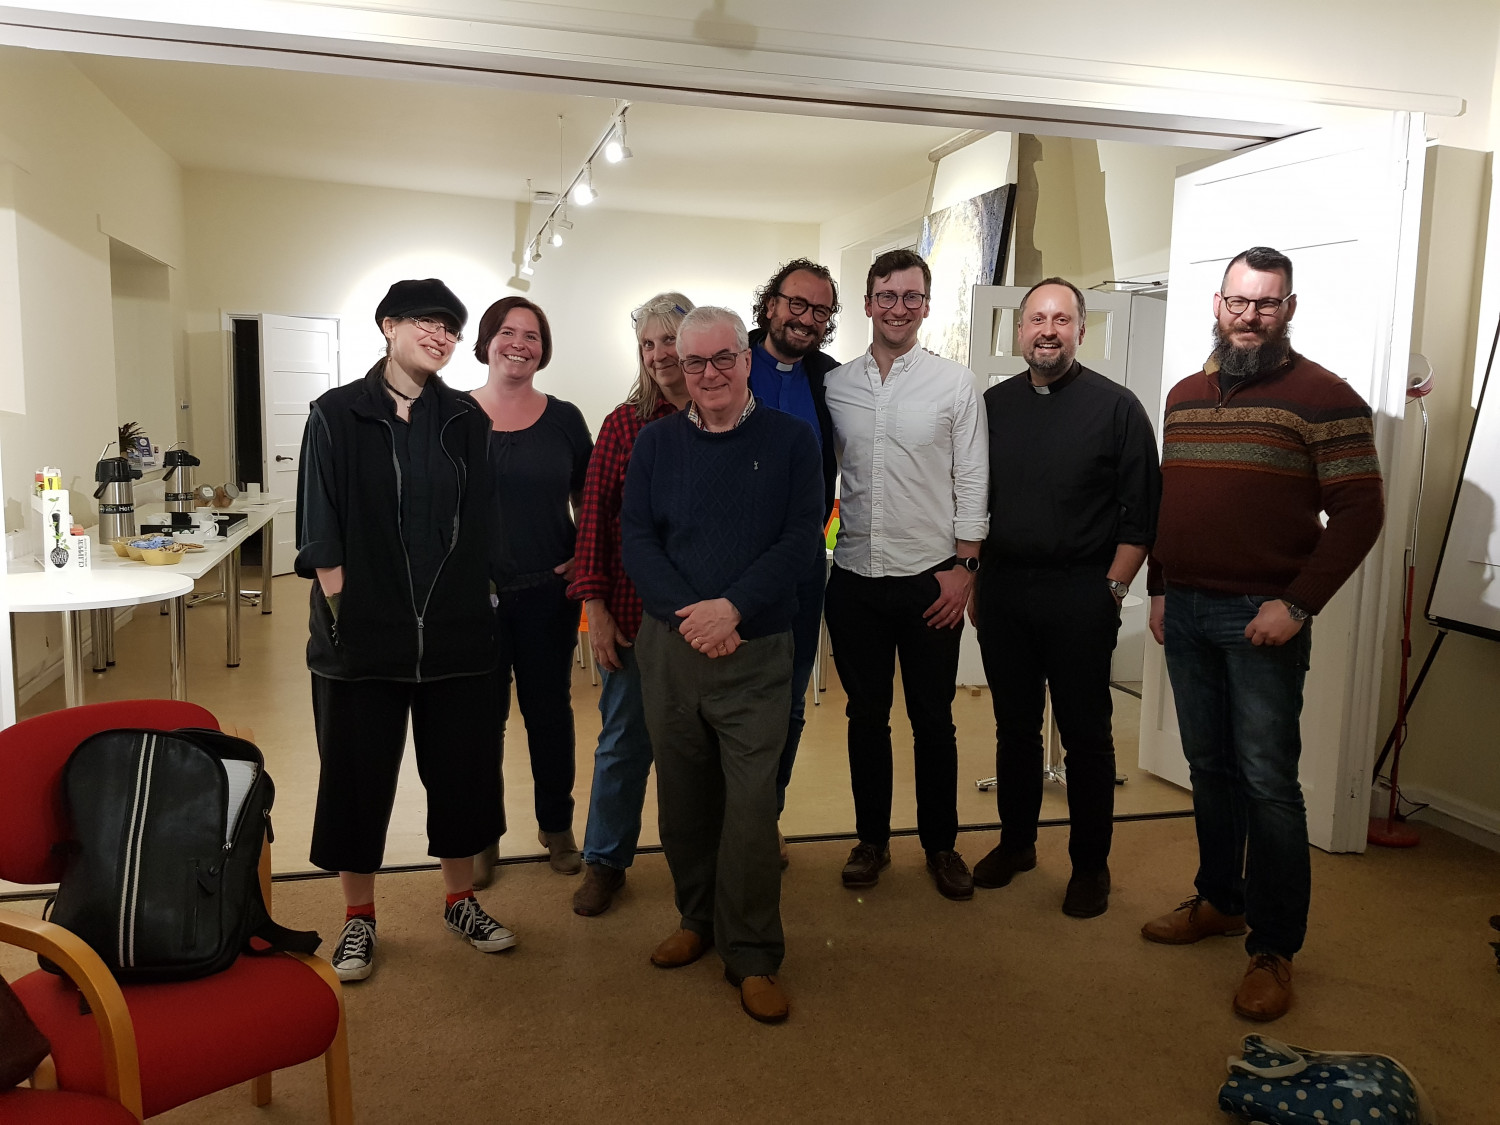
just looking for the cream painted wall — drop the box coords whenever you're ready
[1096,142,1221,283]
[110,240,179,466]
[0,47,185,699]
[183,169,815,482]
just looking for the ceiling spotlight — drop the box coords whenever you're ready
[520,259,534,277]
[604,120,632,163]
[550,224,564,248]
[571,165,596,206]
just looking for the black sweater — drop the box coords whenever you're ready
[295,361,495,681]
[981,363,1160,568]
[620,403,822,640]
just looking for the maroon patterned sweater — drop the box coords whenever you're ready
[1146,352,1384,615]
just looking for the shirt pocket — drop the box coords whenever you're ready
[894,407,938,447]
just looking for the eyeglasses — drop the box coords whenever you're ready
[1220,294,1291,317]
[680,349,746,374]
[775,293,835,323]
[871,290,928,310]
[410,316,462,342]
[632,302,690,325]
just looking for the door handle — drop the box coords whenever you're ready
[275,455,294,462]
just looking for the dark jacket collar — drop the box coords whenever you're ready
[352,357,477,422]
[748,327,838,377]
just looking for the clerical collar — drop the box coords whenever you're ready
[1028,360,1081,395]
[775,360,794,372]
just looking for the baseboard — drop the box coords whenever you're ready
[16,606,137,704]
[1400,784,1500,854]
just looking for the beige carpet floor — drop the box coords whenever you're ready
[6,817,1497,1123]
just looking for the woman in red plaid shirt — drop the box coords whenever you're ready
[567,292,696,917]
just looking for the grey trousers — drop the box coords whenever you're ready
[637,615,792,979]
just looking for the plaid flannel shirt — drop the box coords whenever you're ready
[567,398,679,640]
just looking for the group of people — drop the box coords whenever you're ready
[295,243,1384,1028]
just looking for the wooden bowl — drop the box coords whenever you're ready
[109,537,132,557]
[125,543,146,560]
[138,546,184,566]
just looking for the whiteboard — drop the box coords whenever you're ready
[1426,317,1500,640]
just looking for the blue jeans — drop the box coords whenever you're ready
[580,646,654,869]
[775,553,827,815]
[1163,586,1313,959]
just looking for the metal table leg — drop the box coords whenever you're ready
[61,610,85,708]
[260,545,274,615]
[169,595,187,699]
[225,549,242,668]
[104,611,115,666]
[90,608,109,673]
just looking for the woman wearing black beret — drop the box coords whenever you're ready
[296,278,517,982]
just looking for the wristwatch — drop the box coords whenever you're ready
[1281,600,1310,621]
[1107,579,1130,600]
[955,556,980,574]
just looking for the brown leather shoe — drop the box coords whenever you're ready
[841,842,890,887]
[925,850,974,900]
[650,928,709,969]
[726,970,789,1024]
[1141,895,1247,944]
[1233,953,1293,1021]
[572,863,626,917]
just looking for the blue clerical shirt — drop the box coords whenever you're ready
[750,344,821,451]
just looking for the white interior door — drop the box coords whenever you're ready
[967,285,1157,683]
[259,314,339,575]
[1138,114,1426,853]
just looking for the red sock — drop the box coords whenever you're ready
[446,890,474,908]
[346,902,375,922]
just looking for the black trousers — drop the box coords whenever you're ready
[496,575,580,834]
[976,564,1121,871]
[824,564,962,854]
[309,672,503,873]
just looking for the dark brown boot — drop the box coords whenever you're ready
[572,863,626,917]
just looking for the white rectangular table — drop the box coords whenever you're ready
[7,499,287,709]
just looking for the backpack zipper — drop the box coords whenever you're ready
[118,733,157,969]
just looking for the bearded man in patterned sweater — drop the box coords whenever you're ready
[1141,246,1385,1023]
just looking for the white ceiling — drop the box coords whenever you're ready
[70,53,961,226]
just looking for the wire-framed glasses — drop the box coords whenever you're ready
[410,316,462,342]
[871,290,928,310]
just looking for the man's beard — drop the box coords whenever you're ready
[769,319,822,360]
[1024,338,1071,377]
[1212,320,1292,380]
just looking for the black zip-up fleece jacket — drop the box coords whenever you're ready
[295,359,495,681]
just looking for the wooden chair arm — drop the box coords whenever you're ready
[0,909,144,1120]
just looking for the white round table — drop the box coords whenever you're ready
[7,569,195,708]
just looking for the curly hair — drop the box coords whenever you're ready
[752,257,840,345]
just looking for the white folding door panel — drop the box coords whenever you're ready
[1139,115,1425,852]
[259,314,339,575]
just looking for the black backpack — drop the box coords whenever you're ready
[46,727,320,983]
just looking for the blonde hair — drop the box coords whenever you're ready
[626,292,695,420]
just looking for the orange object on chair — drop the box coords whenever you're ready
[0,700,354,1123]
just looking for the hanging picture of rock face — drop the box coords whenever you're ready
[918,184,1015,365]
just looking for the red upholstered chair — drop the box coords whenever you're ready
[0,1086,141,1123]
[0,700,353,1122]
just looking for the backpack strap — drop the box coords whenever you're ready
[242,877,321,957]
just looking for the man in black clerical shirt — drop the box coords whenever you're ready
[969,277,1161,919]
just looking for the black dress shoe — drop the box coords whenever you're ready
[841,842,891,887]
[1062,866,1111,918]
[972,843,1038,889]
[925,850,974,900]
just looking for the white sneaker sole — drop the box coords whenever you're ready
[333,959,372,982]
[446,921,517,953]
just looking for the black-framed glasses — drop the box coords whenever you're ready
[1220,294,1291,317]
[871,290,928,310]
[410,316,462,342]
[680,349,746,374]
[775,293,834,323]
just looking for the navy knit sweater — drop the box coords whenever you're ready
[621,402,822,640]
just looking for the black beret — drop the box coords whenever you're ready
[374,279,467,329]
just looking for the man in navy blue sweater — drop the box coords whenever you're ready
[622,306,822,1025]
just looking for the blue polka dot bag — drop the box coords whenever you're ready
[1218,1035,1435,1124]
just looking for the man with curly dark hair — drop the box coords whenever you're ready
[748,258,841,863]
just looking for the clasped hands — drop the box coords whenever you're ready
[676,598,743,658]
